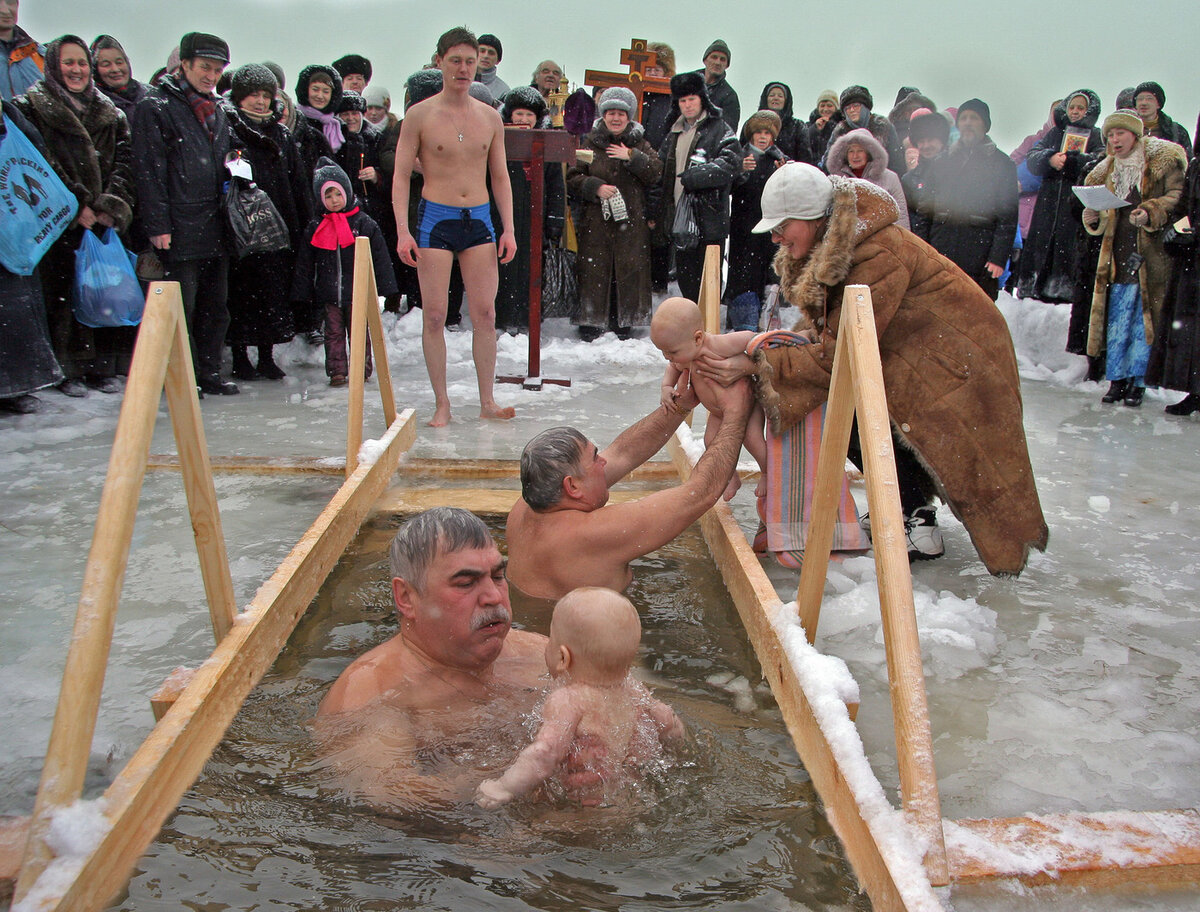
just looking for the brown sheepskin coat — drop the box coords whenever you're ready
[1083,136,1187,357]
[752,176,1048,576]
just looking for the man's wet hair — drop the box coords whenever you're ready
[521,427,588,511]
[436,27,478,59]
[389,507,493,592]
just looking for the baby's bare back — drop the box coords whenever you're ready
[564,682,666,784]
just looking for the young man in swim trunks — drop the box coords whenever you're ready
[393,27,517,427]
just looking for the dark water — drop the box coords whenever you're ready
[111,518,868,912]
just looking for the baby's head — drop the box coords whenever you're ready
[546,587,641,684]
[313,156,352,213]
[650,297,705,368]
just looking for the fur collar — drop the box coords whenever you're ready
[772,176,899,330]
[1085,135,1188,188]
[23,79,121,135]
[825,128,888,182]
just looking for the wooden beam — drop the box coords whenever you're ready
[144,456,690,480]
[372,487,649,517]
[15,410,417,912]
[666,431,943,912]
[0,817,28,905]
[146,455,346,475]
[149,667,197,722]
[947,810,1200,888]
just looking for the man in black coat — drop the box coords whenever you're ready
[901,111,949,239]
[1134,81,1192,162]
[918,98,1017,300]
[693,39,739,133]
[133,31,238,395]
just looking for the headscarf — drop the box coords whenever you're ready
[44,35,97,111]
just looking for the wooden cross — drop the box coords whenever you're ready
[583,38,672,123]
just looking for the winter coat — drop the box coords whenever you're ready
[97,79,149,122]
[642,92,675,155]
[567,120,661,329]
[887,91,936,148]
[755,83,813,164]
[807,107,839,165]
[133,75,232,262]
[922,137,1018,286]
[290,208,398,306]
[1083,136,1187,356]
[0,101,63,398]
[1,27,43,102]
[901,156,938,238]
[497,148,566,330]
[655,107,740,244]
[1144,111,1192,162]
[292,114,334,180]
[1017,91,1104,303]
[727,141,786,300]
[225,105,313,346]
[825,128,909,230]
[336,120,391,229]
[693,69,739,132]
[1147,157,1200,392]
[826,111,904,175]
[752,177,1048,576]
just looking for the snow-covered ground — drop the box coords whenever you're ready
[2,292,1198,910]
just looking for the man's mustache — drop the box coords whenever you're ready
[472,607,510,630]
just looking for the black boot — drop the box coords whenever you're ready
[1165,393,1200,416]
[231,346,259,381]
[1123,385,1145,407]
[1101,379,1127,403]
[256,345,286,380]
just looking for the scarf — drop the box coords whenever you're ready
[299,103,344,151]
[311,205,359,250]
[178,75,218,139]
[1111,144,1146,202]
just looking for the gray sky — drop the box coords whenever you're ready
[24,0,1200,154]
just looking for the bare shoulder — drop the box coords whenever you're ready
[317,637,409,717]
[504,627,549,658]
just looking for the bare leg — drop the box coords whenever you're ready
[458,243,514,420]
[415,248,455,426]
[745,403,769,498]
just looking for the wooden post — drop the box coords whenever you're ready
[365,277,397,428]
[699,243,721,333]
[347,237,372,478]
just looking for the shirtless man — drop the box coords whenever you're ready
[316,507,546,806]
[505,378,754,600]
[392,27,516,427]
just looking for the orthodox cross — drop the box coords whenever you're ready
[583,38,672,123]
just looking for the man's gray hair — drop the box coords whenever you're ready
[531,60,563,83]
[521,426,587,511]
[389,507,493,592]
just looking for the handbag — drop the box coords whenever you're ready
[671,192,699,250]
[224,175,290,258]
[72,227,145,327]
[541,245,578,318]
[1162,223,1196,256]
[0,113,78,275]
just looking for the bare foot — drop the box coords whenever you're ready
[722,473,742,502]
[429,403,451,427]
[480,403,516,421]
[754,476,766,499]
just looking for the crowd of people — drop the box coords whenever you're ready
[2,9,1199,423]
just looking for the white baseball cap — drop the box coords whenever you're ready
[752,162,835,233]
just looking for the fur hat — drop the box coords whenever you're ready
[753,163,834,232]
[670,70,708,102]
[179,32,229,65]
[230,63,278,106]
[405,69,442,110]
[1115,87,1137,110]
[332,54,372,83]
[703,39,731,64]
[647,41,675,78]
[296,64,343,112]
[502,84,548,124]
[908,110,951,145]
[313,156,352,207]
[956,98,991,133]
[262,61,285,91]
[363,84,390,108]
[743,109,781,139]
[597,86,636,116]
[816,89,838,109]
[1134,81,1165,108]
[839,85,873,111]
[1103,109,1144,137]
[336,90,366,114]
[477,34,502,62]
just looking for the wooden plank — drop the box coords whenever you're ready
[372,487,648,517]
[146,455,345,475]
[148,667,197,722]
[346,238,372,477]
[947,810,1200,888]
[1,817,28,904]
[16,410,416,912]
[667,431,941,912]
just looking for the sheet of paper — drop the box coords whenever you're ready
[226,157,254,181]
[1072,185,1130,210]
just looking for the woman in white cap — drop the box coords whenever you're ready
[696,162,1048,576]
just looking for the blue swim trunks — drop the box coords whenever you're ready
[416,198,496,251]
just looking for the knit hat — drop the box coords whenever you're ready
[703,39,731,64]
[1115,87,1137,110]
[363,84,390,108]
[502,84,548,124]
[956,98,991,133]
[336,90,366,114]
[477,34,502,62]
[839,85,873,111]
[908,110,951,145]
[296,64,343,113]
[313,156,352,207]
[743,109,781,139]
[468,81,497,108]
[816,89,838,109]
[670,70,708,102]
[405,69,442,110]
[332,54,372,83]
[1102,109,1144,138]
[262,61,285,91]
[753,163,834,233]
[230,63,278,107]
[179,32,229,65]
[1133,81,1165,108]
[597,86,636,116]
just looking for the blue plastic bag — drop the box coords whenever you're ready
[0,113,78,275]
[72,228,145,327]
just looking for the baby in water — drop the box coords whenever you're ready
[650,296,768,500]
[475,587,685,809]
